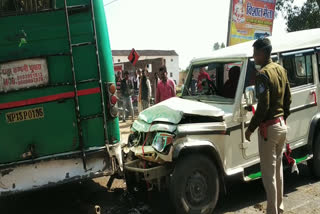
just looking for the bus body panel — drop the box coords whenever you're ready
[0,0,121,195]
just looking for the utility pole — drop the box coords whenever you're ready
[226,0,233,47]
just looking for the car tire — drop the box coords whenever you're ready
[170,154,219,214]
[123,151,137,193]
[123,151,148,193]
[124,170,136,192]
[307,134,320,178]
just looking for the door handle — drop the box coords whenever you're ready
[310,90,317,105]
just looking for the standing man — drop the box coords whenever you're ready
[137,68,143,113]
[156,66,176,104]
[115,71,123,116]
[140,69,152,110]
[115,71,122,97]
[133,71,139,92]
[189,74,197,95]
[120,71,134,122]
[154,72,160,97]
[245,38,292,214]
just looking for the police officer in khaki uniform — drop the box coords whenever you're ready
[245,38,292,214]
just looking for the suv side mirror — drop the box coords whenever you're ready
[244,86,257,106]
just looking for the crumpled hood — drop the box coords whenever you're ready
[138,97,225,124]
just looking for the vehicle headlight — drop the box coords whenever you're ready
[152,133,174,153]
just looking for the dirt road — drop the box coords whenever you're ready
[1,162,319,214]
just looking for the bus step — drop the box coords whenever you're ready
[45,79,99,87]
[78,79,100,84]
[72,42,94,48]
[245,172,261,181]
[244,155,312,182]
[67,5,90,16]
[81,113,103,121]
[0,53,71,64]
[67,5,89,10]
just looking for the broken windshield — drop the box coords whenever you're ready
[183,61,244,102]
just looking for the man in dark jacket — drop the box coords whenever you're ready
[120,71,134,122]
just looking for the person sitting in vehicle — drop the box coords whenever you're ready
[197,67,211,92]
[297,61,305,76]
[222,66,241,98]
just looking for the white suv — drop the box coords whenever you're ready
[123,28,320,214]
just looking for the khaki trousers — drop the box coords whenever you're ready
[258,121,287,214]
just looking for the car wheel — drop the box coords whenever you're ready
[123,150,136,192]
[123,167,134,192]
[308,134,320,178]
[123,151,147,193]
[170,154,219,214]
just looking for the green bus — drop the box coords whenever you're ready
[0,0,121,196]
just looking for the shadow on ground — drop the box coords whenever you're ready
[214,163,319,213]
[0,164,318,214]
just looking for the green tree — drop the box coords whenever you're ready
[276,0,320,32]
[213,42,220,51]
[221,42,226,49]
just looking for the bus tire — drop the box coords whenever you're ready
[170,154,219,214]
[308,134,320,178]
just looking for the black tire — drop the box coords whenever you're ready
[308,134,320,178]
[123,151,147,193]
[124,170,136,193]
[170,154,220,214]
[123,150,137,193]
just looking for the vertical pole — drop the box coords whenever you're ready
[226,0,233,47]
[90,0,110,151]
[64,0,87,170]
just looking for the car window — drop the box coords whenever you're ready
[0,0,53,16]
[244,56,278,90]
[244,60,257,89]
[184,61,243,101]
[282,54,314,88]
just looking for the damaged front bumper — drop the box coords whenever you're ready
[124,159,171,184]
[123,127,176,190]
[123,145,174,180]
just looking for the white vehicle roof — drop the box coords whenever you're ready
[192,28,320,64]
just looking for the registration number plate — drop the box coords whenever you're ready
[6,107,44,123]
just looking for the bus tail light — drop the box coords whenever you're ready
[106,83,118,117]
[111,95,117,105]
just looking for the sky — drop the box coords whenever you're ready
[104,0,306,70]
